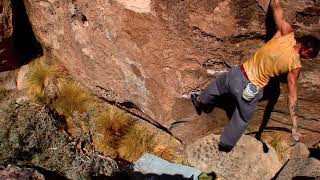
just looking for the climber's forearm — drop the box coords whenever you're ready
[271,0,283,25]
[288,95,298,130]
[287,68,301,141]
[271,0,292,35]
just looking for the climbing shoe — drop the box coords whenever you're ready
[218,143,233,153]
[198,172,217,180]
[191,93,202,115]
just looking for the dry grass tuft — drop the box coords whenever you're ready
[94,107,133,157]
[27,59,61,102]
[270,135,286,162]
[53,81,93,117]
[96,107,132,134]
[27,59,51,100]
[118,124,156,162]
[153,144,180,163]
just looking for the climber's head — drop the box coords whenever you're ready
[297,35,320,59]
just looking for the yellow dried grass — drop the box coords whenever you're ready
[153,144,180,163]
[27,58,64,103]
[94,107,133,157]
[270,135,286,162]
[53,81,93,117]
[118,124,156,162]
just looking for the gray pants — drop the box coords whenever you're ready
[199,66,263,147]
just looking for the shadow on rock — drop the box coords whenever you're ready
[95,170,218,180]
[0,0,43,72]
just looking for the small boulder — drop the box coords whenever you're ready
[186,134,282,180]
[0,164,44,180]
[16,64,30,90]
[274,157,320,180]
[283,142,310,162]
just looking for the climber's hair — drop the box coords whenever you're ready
[297,35,320,58]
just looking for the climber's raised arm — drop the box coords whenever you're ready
[271,0,292,36]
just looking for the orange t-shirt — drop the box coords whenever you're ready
[243,32,301,89]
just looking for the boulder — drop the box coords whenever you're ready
[186,134,282,180]
[274,157,320,180]
[283,142,310,162]
[19,0,320,146]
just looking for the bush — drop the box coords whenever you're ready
[53,81,93,118]
[27,59,62,103]
[93,107,133,157]
[118,124,156,162]
[0,98,118,178]
[93,107,180,162]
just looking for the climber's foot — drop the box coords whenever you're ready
[218,143,233,153]
[191,93,202,115]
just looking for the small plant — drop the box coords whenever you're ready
[93,107,133,157]
[118,124,156,162]
[53,81,93,117]
[27,59,62,103]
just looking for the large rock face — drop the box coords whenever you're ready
[19,0,320,144]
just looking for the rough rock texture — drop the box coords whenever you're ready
[0,0,16,71]
[0,0,12,39]
[0,164,45,180]
[6,0,320,145]
[283,142,310,162]
[0,70,16,90]
[16,64,29,90]
[274,157,320,180]
[186,134,282,180]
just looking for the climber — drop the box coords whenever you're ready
[191,0,320,152]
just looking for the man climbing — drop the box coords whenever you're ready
[191,0,320,152]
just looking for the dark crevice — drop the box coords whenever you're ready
[271,159,290,180]
[309,148,320,160]
[228,33,266,43]
[94,85,183,144]
[11,0,43,64]
[265,2,277,42]
[192,26,223,42]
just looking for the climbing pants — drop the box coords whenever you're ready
[199,66,263,147]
